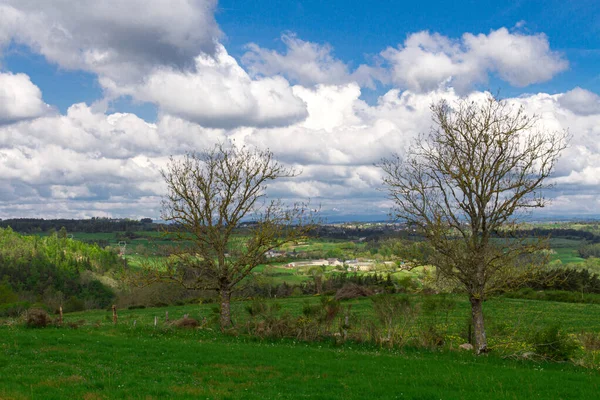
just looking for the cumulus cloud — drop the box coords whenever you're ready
[381,28,568,92]
[0,5,595,219]
[242,34,385,88]
[241,28,567,94]
[104,45,308,128]
[0,3,310,129]
[0,72,51,124]
[0,0,221,82]
[558,87,600,116]
[1,83,600,219]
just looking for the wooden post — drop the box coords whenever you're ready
[59,306,63,325]
[133,320,137,327]
[154,316,158,327]
[343,304,351,341]
[112,305,117,325]
[165,311,169,323]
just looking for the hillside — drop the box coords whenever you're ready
[0,227,122,315]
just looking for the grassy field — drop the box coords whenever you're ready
[40,294,600,337]
[2,325,599,400]
[548,238,585,264]
[2,295,600,399]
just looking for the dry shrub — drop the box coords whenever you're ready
[67,320,87,329]
[579,331,600,351]
[172,317,200,328]
[372,294,418,347]
[25,308,51,328]
[335,284,373,301]
[246,312,299,339]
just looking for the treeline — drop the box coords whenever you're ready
[242,272,397,299]
[529,268,600,293]
[0,227,122,316]
[0,217,158,234]
[506,228,600,242]
[578,243,600,259]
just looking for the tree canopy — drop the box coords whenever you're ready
[380,95,569,353]
[160,144,313,329]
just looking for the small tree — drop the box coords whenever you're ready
[379,95,568,354]
[160,144,313,330]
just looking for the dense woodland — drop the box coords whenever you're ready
[0,227,121,316]
[0,217,156,233]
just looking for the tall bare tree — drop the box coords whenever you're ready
[379,95,568,354]
[161,144,313,330]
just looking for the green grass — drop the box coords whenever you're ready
[548,238,585,264]
[2,295,600,398]
[1,324,599,399]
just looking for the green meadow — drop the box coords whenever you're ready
[2,295,600,399]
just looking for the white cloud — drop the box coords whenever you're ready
[381,28,568,92]
[242,34,385,88]
[0,84,599,219]
[0,0,220,83]
[558,87,600,116]
[0,6,596,220]
[0,72,51,123]
[0,4,309,129]
[241,28,567,94]
[104,45,308,128]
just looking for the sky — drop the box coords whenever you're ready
[0,0,599,221]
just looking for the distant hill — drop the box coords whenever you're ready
[0,217,159,234]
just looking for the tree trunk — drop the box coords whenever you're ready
[469,295,488,354]
[219,288,232,331]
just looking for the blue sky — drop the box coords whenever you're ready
[0,0,599,220]
[5,0,600,117]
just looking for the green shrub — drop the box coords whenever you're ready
[0,301,31,317]
[301,300,321,317]
[246,299,281,317]
[0,278,18,304]
[529,324,578,361]
[63,296,85,313]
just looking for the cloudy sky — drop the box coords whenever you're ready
[0,0,599,221]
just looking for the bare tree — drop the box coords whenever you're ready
[379,95,569,354]
[160,144,313,330]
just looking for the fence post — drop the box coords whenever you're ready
[59,306,63,325]
[112,305,118,325]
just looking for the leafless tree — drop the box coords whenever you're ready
[160,144,313,330]
[379,95,569,354]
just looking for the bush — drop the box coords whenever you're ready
[371,294,417,347]
[246,299,281,317]
[0,301,31,317]
[63,296,85,313]
[172,317,200,329]
[578,331,600,352]
[335,283,373,301]
[301,300,321,317]
[528,324,578,361]
[25,308,51,328]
